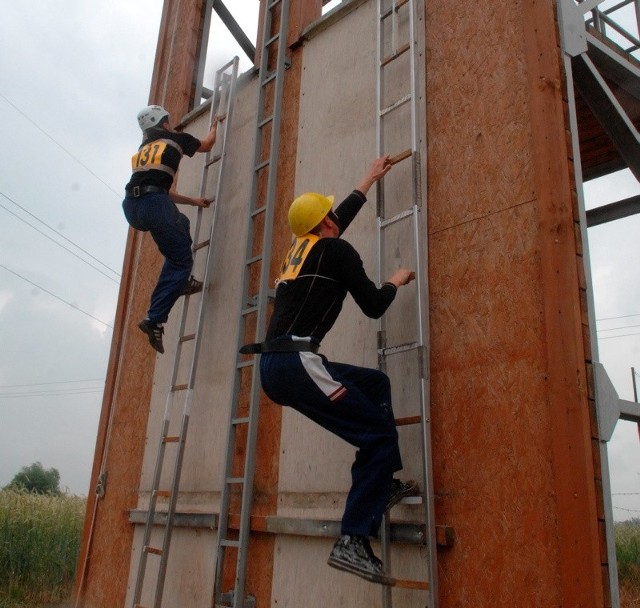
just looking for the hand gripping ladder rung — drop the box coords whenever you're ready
[131,56,239,608]
[376,1,438,607]
[211,4,290,608]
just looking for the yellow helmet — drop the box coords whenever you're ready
[288,192,335,236]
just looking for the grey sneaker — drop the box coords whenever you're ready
[138,319,164,354]
[385,478,420,511]
[327,535,393,585]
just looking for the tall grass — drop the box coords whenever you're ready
[617,519,640,608]
[0,489,85,607]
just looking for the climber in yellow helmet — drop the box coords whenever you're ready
[246,155,419,585]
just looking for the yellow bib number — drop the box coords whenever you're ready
[278,234,320,281]
[131,141,168,170]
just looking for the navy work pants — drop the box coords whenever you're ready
[123,192,193,324]
[260,346,402,537]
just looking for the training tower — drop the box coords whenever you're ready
[74,1,640,607]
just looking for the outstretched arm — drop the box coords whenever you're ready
[197,115,219,152]
[169,191,210,208]
[355,155,392,195]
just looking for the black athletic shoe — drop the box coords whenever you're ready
[385,478,420,511]
[327,535,394,585]
[181,275,203,296]
[138,319,164,354]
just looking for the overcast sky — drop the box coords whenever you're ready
[0,1,638,521]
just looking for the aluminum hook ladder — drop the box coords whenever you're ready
[212,2,290,607]
[375,0,438,606]
[131,56,239,608]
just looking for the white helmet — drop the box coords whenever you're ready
[137,105,169,131]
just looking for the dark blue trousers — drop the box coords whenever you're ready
[260,348,402,537]
[123,192,193,324]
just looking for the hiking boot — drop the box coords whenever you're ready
[327,535,393,585]
[138,319,164,354]
[385,478,420,511]
[182,275,203,296]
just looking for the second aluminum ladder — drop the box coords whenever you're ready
[212,1,290,607]
[375,0,439,607]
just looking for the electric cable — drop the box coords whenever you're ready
[0,263,113,329]
[1,198,120,284]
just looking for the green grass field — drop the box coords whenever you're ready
[0,490,638,607]
[0,490,85,608]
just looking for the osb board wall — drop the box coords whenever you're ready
[426,1,603,607]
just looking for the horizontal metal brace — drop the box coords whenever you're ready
[128,510,454,547]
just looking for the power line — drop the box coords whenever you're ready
[599,332,640,341]
[0,191,121,277]
[597,323,640,333]
[0,263,113,329]
[0,92,122,199]
[597,313,640,322]
[0,388,104,399]
[1,196,120,284]
[0,379,104,389]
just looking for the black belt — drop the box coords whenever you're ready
[125,185,167,198]
[240,340,319,355]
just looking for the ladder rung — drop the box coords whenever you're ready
[221,538,241,548]
[251,205,267,218]
[232,416,250,425]
[226,476,245,485]
[241,305,258,317]
[379,206,416,229]
[261,72,277,87]
[258,115,273,129]
[163,436,180,443]
[254,158,270,171]
[144,546,163,556]
[391,578,429,590]
[237,359,255,369]
[194,239,211,251]
[133,604,146,608]
[171,383,189,392]
[216,112,228,122]
[179,333,196,343]
[379,341,419,356]
[381,0,409,19]
[389,148,413,165]
[206,153,222,166]
[154,490,172,498]
[266,33,280,46]
[395,415,422,426]
[245,253,263,265]
[381,42,411,67]
[380,93,412,117]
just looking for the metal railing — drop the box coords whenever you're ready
[583,0,640,57]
